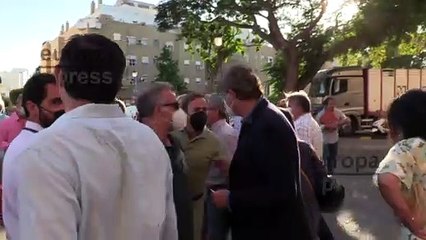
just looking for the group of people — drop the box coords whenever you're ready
[0,32,425,240]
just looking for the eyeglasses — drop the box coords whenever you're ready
[161,102,179,110]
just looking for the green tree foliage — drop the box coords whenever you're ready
[156,8,253,92]
[154,46,187,94]
[155,0,426,92]
[9,88,23,105]
[338,31,426,68]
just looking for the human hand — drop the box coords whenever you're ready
[211,189,230,209]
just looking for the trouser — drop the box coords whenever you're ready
[193,194,205,240]
[318,216,334,240]
[323,143,338,174]
[205,187,231,240]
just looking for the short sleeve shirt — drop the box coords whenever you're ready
[316,108,346,144]
[373,137,426,239]
[171,128,227,196]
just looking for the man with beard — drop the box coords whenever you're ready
[3,73,64,238]
[172,92,227,240]
[137,82,193,240]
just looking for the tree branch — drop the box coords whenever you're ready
[294,0,328,41]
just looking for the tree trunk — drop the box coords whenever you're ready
[283,44,299,92]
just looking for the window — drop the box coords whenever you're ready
[195,78,201,83]
[195,61,204,71]
[267,56,273,63]
[141,74,148,82]
[142,57,149,64]
[127,36,136,45]
[153,39,160,48]
[113,33,122,41]
[127,55,137,66]
[184,60,190,65]
[141,38,148,46]
[332,78,348,95]
[184,78,190,84]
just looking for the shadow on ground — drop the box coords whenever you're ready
[323,175,400,240]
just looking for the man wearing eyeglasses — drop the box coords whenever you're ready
[3,73,64,238]
[137,82,193,240]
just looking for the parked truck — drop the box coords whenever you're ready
[308,66,426,135]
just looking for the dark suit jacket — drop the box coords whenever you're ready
[228,98,313,240]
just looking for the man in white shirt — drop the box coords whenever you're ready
[2,73,64,237]
[10,34,177,240]
[287,91,323,159]
[206,94,239,240]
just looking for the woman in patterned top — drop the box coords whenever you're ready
[373,89,426,239]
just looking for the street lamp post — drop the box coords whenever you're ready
[213,37,223,91]
[132,70,139,95]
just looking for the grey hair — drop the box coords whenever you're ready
[136,82,174,119]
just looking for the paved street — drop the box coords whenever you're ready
[0,137,399,240]
[323,137,400,240]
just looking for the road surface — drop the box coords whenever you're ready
[323,137,401,240]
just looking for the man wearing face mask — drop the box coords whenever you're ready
[137,82,193,240]
[172,92,228,240]
[3,73,64,238]
[211,65,312,240]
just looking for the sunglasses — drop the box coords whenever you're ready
[161,102,179,110]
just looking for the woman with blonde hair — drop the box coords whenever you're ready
[374,89,426,239]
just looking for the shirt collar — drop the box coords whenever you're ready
[25,121,43,131]
[295,112,311,122]
[211,119,227,133]
[182,127,209,142]
[56,103,125,123]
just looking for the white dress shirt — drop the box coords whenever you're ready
[207,119,239,185]
[10,104,177,240]
[3,121,44,238]
[294,113,323,159]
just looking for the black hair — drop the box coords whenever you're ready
[22,73,57,117]
[58,34,126,104]
[387,89,426,140]
[181,92,205,114]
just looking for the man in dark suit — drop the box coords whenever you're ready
[211,65,313,240]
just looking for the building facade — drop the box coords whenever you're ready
[0,68,29,95]
[40,0,276,99]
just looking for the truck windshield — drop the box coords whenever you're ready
[309,76,331,97]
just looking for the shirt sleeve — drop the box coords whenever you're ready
[373,141,415,189]
[16,147,80,240]
[296,123,311,144]
[211,135,228,162]
[0,121,9,150]
[161,153,178,240]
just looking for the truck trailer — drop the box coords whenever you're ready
[308,66,426,135]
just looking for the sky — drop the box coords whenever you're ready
[0,0,159,73]
[0,0,357,74]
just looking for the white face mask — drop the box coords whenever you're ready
[172,108,187,130]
